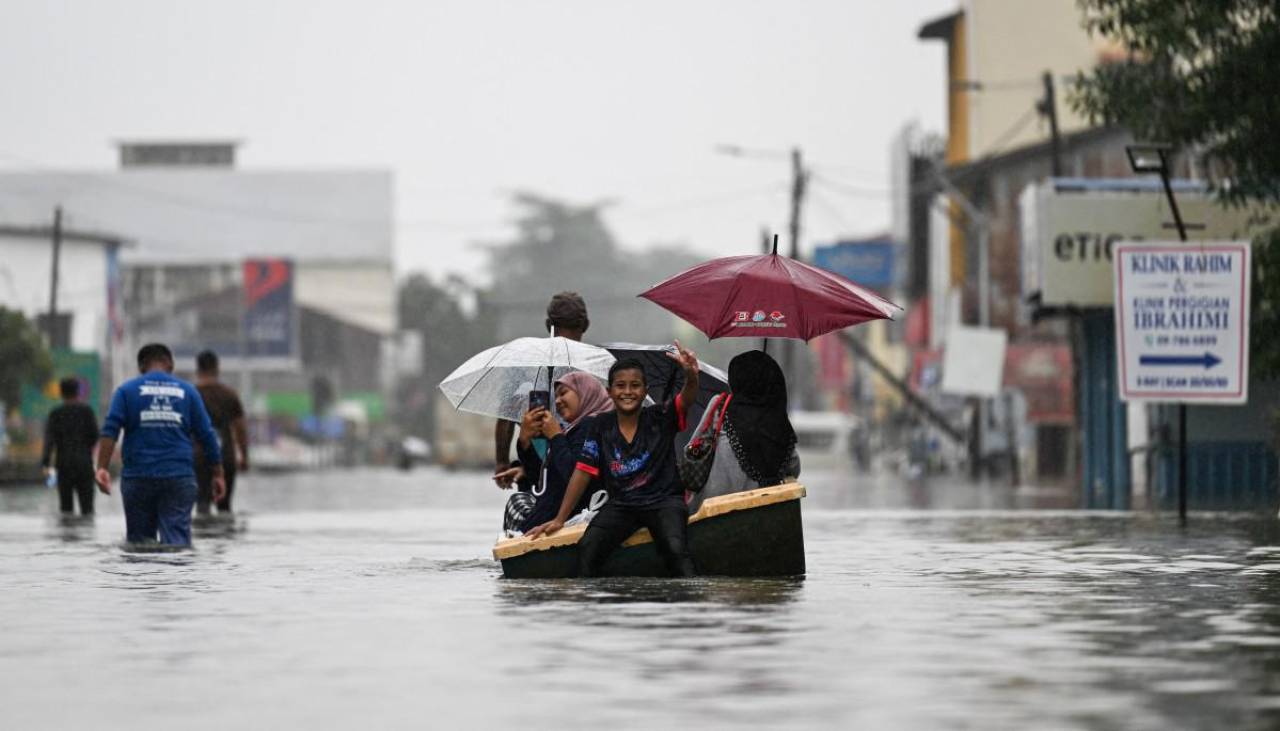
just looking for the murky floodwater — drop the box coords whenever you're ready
[2,468,1279,730]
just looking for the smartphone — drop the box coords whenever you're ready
[528,389,551,412]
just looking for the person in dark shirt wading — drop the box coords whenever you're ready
[95,343,224,547]
[41,377,100,515]
[525,343,700,577]
[193,350,249,516]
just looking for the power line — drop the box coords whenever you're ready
[611,183,788,220]
[809,173,893,199]
[806,187,858,231]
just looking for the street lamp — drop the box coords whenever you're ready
[1125,143,1189,526]
[1125,143,1171,174]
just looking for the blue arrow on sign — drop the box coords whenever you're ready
[1139,352,1222,369]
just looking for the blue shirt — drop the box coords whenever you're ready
[100,370,222,479]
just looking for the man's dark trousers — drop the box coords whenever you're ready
[122,476,197,546]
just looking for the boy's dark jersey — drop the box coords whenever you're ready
[574,395,688,509]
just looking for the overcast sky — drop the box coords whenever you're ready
[0,0,952,281]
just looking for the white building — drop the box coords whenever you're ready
[0,141,396,419]
[0,224,125,355]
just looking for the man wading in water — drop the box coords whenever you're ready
[96,343,224,547]
[41,377,100,516]
[525,343,700,577]
[493,292,590,489]
[193,350,249,516]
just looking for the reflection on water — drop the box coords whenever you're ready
[1,468,1279,730]
[497,576,804,607]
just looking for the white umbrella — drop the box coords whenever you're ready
[437,336,615,422]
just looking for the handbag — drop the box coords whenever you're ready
[677,393,733,493]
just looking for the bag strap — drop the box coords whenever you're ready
[711,393,733,437]
[692,392,723,434]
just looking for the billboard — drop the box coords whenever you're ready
[1020,181,1278,307]
[243,258,295,359]
[813,239,896,291]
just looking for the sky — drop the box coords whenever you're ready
[0,0,953,282]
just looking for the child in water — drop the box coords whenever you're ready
[525,342,700,577]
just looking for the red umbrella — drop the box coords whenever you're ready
[639,252,901,341]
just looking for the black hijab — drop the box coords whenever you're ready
[724,350,797,485]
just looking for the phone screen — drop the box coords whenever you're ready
[528,389,551,412]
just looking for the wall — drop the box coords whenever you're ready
[955,129,1133,334]
[966,0,1111,159]
[0,170,393,266]
[295,262,394,335]
[0,233,109,352]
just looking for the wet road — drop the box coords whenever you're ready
[1,467,1279,730]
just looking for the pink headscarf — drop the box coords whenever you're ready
[554,371,613,432]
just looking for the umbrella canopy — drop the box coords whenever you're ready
[601,342,729,408]
[639,253,901,341]
[438,336,615,422]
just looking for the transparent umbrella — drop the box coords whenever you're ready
[437,336,616,422]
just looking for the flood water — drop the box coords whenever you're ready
[2,467,1280,730]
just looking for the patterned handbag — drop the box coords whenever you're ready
[677,393,733,493]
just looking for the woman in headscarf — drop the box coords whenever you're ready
[500,371,613,534]
[688,350,799,513]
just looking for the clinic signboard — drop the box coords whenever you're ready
[813,239,896,291]
[1019,182,1277,306]
[1113,242,1251,404]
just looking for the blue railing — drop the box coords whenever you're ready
[1154,441,1279,511]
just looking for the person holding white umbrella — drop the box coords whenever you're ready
[437,321,616,529]
[491,293,591,489]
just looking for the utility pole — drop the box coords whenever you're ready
[788,148,806,260]
[1038,71,1063,177]
[930,164,993,479]
[783,148,808,406]
[47,206,63,347]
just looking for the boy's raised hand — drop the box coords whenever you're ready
[666,340,699,379]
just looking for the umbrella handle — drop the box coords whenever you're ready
[534,459,547,497]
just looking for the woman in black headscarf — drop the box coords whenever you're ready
[688,350,799,512]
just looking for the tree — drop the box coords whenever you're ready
[397,273,496,439]
[482,192,703,347]
[1071,0,1280,377]
[0,307,53,415]
[1072,0,1280,202]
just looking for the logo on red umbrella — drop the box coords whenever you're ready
[770,311,785,322]
[752,311,766,322]
[735,311,750,321]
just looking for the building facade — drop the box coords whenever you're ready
[0,141,396,447]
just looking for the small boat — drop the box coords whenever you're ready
[492,483,807,578]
